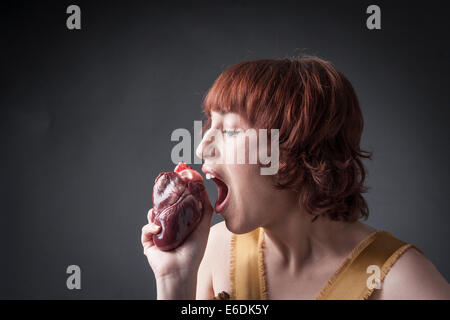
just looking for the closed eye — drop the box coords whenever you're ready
[223,129,241,137]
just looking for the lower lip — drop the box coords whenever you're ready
[215,188,230,214]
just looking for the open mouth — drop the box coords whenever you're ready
[212,176,229,213]
[203,167,230,214]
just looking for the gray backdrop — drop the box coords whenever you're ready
[0,0,449,299]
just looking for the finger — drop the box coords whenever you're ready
[200,191,214,224]
[142,223,161,238]
[141,225,152,247]
[197,201,213,232]
[142,234,154,253]
[141,224,161,250]
[147,208,154,223]
[198,185,212,211]
[201,187,213,211]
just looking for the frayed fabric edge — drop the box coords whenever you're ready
[315,230,384,300]
[361,244,423,300]
[229,233,237,300]
[258,228,268,300]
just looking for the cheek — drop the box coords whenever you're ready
[229,164,258,187]
[226,165,256,212]
[231,166,272,207]
[244,134,260,165]
[223,134,259,165]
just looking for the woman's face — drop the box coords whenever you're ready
[196,111,296,234]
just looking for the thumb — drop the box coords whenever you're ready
[198,188,214,231]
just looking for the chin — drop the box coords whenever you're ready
[223,211,256,235]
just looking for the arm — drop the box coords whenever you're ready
[196,252,214,299]
[372,247,450,299]
[196,221,231,299]
[156,273,198,300]
[196,225,216,299]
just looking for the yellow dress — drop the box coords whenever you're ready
[225,228,423,300]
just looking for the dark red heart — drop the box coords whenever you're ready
[151,162,205,251]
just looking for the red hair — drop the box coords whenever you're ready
[202,56,372,222]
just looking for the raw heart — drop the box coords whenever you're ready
[151,162,205,251]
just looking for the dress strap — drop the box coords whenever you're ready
[230,227,266,300]
[316,230,424,300]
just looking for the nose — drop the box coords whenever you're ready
[196,128,218,161]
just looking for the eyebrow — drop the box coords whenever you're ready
[210,110,228,118]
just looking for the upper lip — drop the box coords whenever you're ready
[201,164,226,183]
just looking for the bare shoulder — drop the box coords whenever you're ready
[371,247,450,300]
[196,221,232,299]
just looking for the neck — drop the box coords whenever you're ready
[261,198,372,273]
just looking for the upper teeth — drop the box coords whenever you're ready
[206,173,215,180]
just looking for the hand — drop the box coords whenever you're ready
[141,192,214,293]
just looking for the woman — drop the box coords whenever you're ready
[141,56,450,299]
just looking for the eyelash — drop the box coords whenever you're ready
[223,129,241,137]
